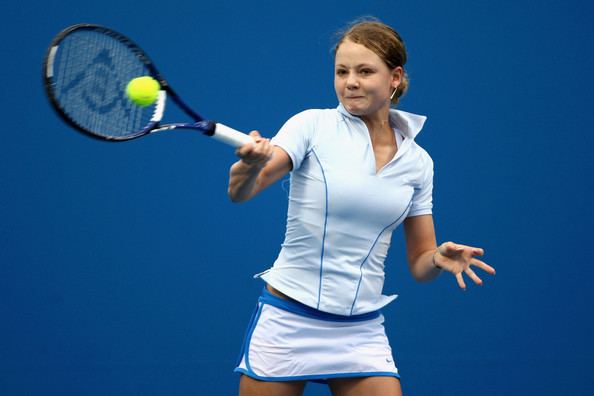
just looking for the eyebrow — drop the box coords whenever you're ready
[335,63,376,69]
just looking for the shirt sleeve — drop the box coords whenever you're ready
[408,150,434,217]
[270,110,318,171]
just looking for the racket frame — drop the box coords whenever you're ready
[43,24,251,146]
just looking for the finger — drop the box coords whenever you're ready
[237,145,267,164]
[235,143,254,158]
[444,243,485,258]
[461,245,484,256]
[455,273,467,290]
[464,267,483,286]
[253,139,273,160]
[442,242,465,256]
[245,136,266,152]
[249,144,273,166]
[248,130,262,138]
[471,259,496,275]
[237,143,256,162]
[258,138,271,151]
[264,141,274,160]
[440,241,457,254]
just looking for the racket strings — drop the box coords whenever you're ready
[51,29,155,139]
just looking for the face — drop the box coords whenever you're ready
[334,39,402,118]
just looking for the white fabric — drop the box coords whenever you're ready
[235,302,398,380]
[257,104,434,315]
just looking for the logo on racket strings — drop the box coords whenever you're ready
[61,49,130,115]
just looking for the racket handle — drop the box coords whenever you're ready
[212,123,254,148]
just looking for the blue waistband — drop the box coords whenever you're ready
[259,288,381,322]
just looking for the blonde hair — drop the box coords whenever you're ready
[335,18,409,104]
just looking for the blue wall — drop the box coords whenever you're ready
[1,0,593,394]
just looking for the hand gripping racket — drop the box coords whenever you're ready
[43,24,253,147]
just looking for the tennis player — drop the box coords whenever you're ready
[228,18,495,396]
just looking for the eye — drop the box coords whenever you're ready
[360,68,374,76]
[336,69,347,76]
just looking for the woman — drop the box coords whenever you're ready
[228,19,495,396]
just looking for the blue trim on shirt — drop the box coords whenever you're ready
[311,148,329,310]
[350,199,414,315]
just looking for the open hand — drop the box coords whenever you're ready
[433,242,496,290]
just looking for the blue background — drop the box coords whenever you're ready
[2,0,593,395]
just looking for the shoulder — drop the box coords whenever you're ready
[285,108,338,124]
[412,142,432,160]
[277,108,340,139]
[409,141,434,173]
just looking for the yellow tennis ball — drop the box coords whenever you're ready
[126,76,160,107]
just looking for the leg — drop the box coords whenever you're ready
[239,374,307,396]
[328,376,402,396]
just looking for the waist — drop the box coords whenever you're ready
[261,285,381,322]
[266,284,297,302]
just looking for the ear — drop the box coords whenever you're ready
[391,66,404,89]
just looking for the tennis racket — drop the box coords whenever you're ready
[43,23,253,147]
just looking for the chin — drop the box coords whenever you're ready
[343,103,367,116]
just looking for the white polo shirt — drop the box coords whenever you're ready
[256,104,434,316]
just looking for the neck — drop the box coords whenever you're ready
[361,106,392,139]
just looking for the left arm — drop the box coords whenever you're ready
[403,215,496,289]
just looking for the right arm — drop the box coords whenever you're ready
[228,130,292,203]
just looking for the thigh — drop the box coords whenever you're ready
[239,374,307,396]
[328,376,402,396]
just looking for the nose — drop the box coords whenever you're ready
[346,73,359,89]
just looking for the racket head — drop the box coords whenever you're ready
[43,24,167,141]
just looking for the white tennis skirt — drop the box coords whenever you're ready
[235,288,399,383]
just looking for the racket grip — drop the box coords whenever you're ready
[213,123,254,148]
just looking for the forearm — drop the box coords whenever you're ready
[228,160,264,203]
[409,248,442,282]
